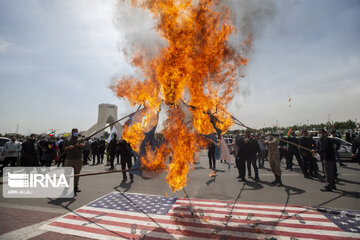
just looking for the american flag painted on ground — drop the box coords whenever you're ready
[40,192,360,240]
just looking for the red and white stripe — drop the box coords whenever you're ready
[40,192,360,240]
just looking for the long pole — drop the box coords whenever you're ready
[0,168,142,184]
[59,106,143,157]
[71,168,140,178]
[83,105,142,141]
[233,119,313,153]
[180,99,313,153]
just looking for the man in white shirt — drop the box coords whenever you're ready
[1,136,22,173]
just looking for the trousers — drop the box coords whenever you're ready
[121,156,133,180]
[64,158,82,189]
[245,154,258,178]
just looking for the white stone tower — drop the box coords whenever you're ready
[84,103,123,138]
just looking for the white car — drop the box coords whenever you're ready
[0,137,11,163]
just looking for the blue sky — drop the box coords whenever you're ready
[0,0,359,135]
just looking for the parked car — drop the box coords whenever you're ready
[313,137,353,161]
[0,137,11,163]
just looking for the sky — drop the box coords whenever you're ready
[0,0,359,135]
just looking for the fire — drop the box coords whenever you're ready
[111,0,250,192]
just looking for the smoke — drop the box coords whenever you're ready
[114,0,276,64]
[224,0,277,101]
[113,0,277,103]
[226,0,277,40]
[114,0,166,61]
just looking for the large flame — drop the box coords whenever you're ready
[111,0,250,192]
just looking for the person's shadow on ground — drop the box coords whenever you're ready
[113,180,133,193]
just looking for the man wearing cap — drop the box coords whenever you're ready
[264,133,282,186]
[63,128,84,193]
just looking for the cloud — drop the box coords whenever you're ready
[0,38,9,52]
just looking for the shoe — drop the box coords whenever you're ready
[238,178,246,182]
[340,163,346,167]
[74,188,81,193]
[236,176,242,179]
[277,176,283,186]
[320,187,332,192]
[122,179,127,183]
[254,177,260,182]
[130,178,134,182]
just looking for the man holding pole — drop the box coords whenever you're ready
[285,132,303,172]
[264,133,282,186]
[299,130,314,178]
[63,128,84,193]
[118,139,134,182]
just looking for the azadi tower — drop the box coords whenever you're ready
[83,103,123,138]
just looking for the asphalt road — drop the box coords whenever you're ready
[0,152,359,239]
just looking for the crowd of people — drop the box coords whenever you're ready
[0,129,136,193]
[1,126,359,194]
[212,128,360,192]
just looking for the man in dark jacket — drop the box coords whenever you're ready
[285,132,303,171]
[352,130,360,164]
[118,139,134,182]
[208,141,216,170]
[41,136,56,167]
[57,137,66,167]
[107,133,118,170]
[98,137,106,164]
[231,134,246,181]
[20,134,39,166]
[244,130,260,181]
[316,129,337,191]
[308,133,320,177]
[299,130,314,178]
[91,139,99,165]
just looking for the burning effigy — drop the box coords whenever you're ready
[111,0,251,192]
